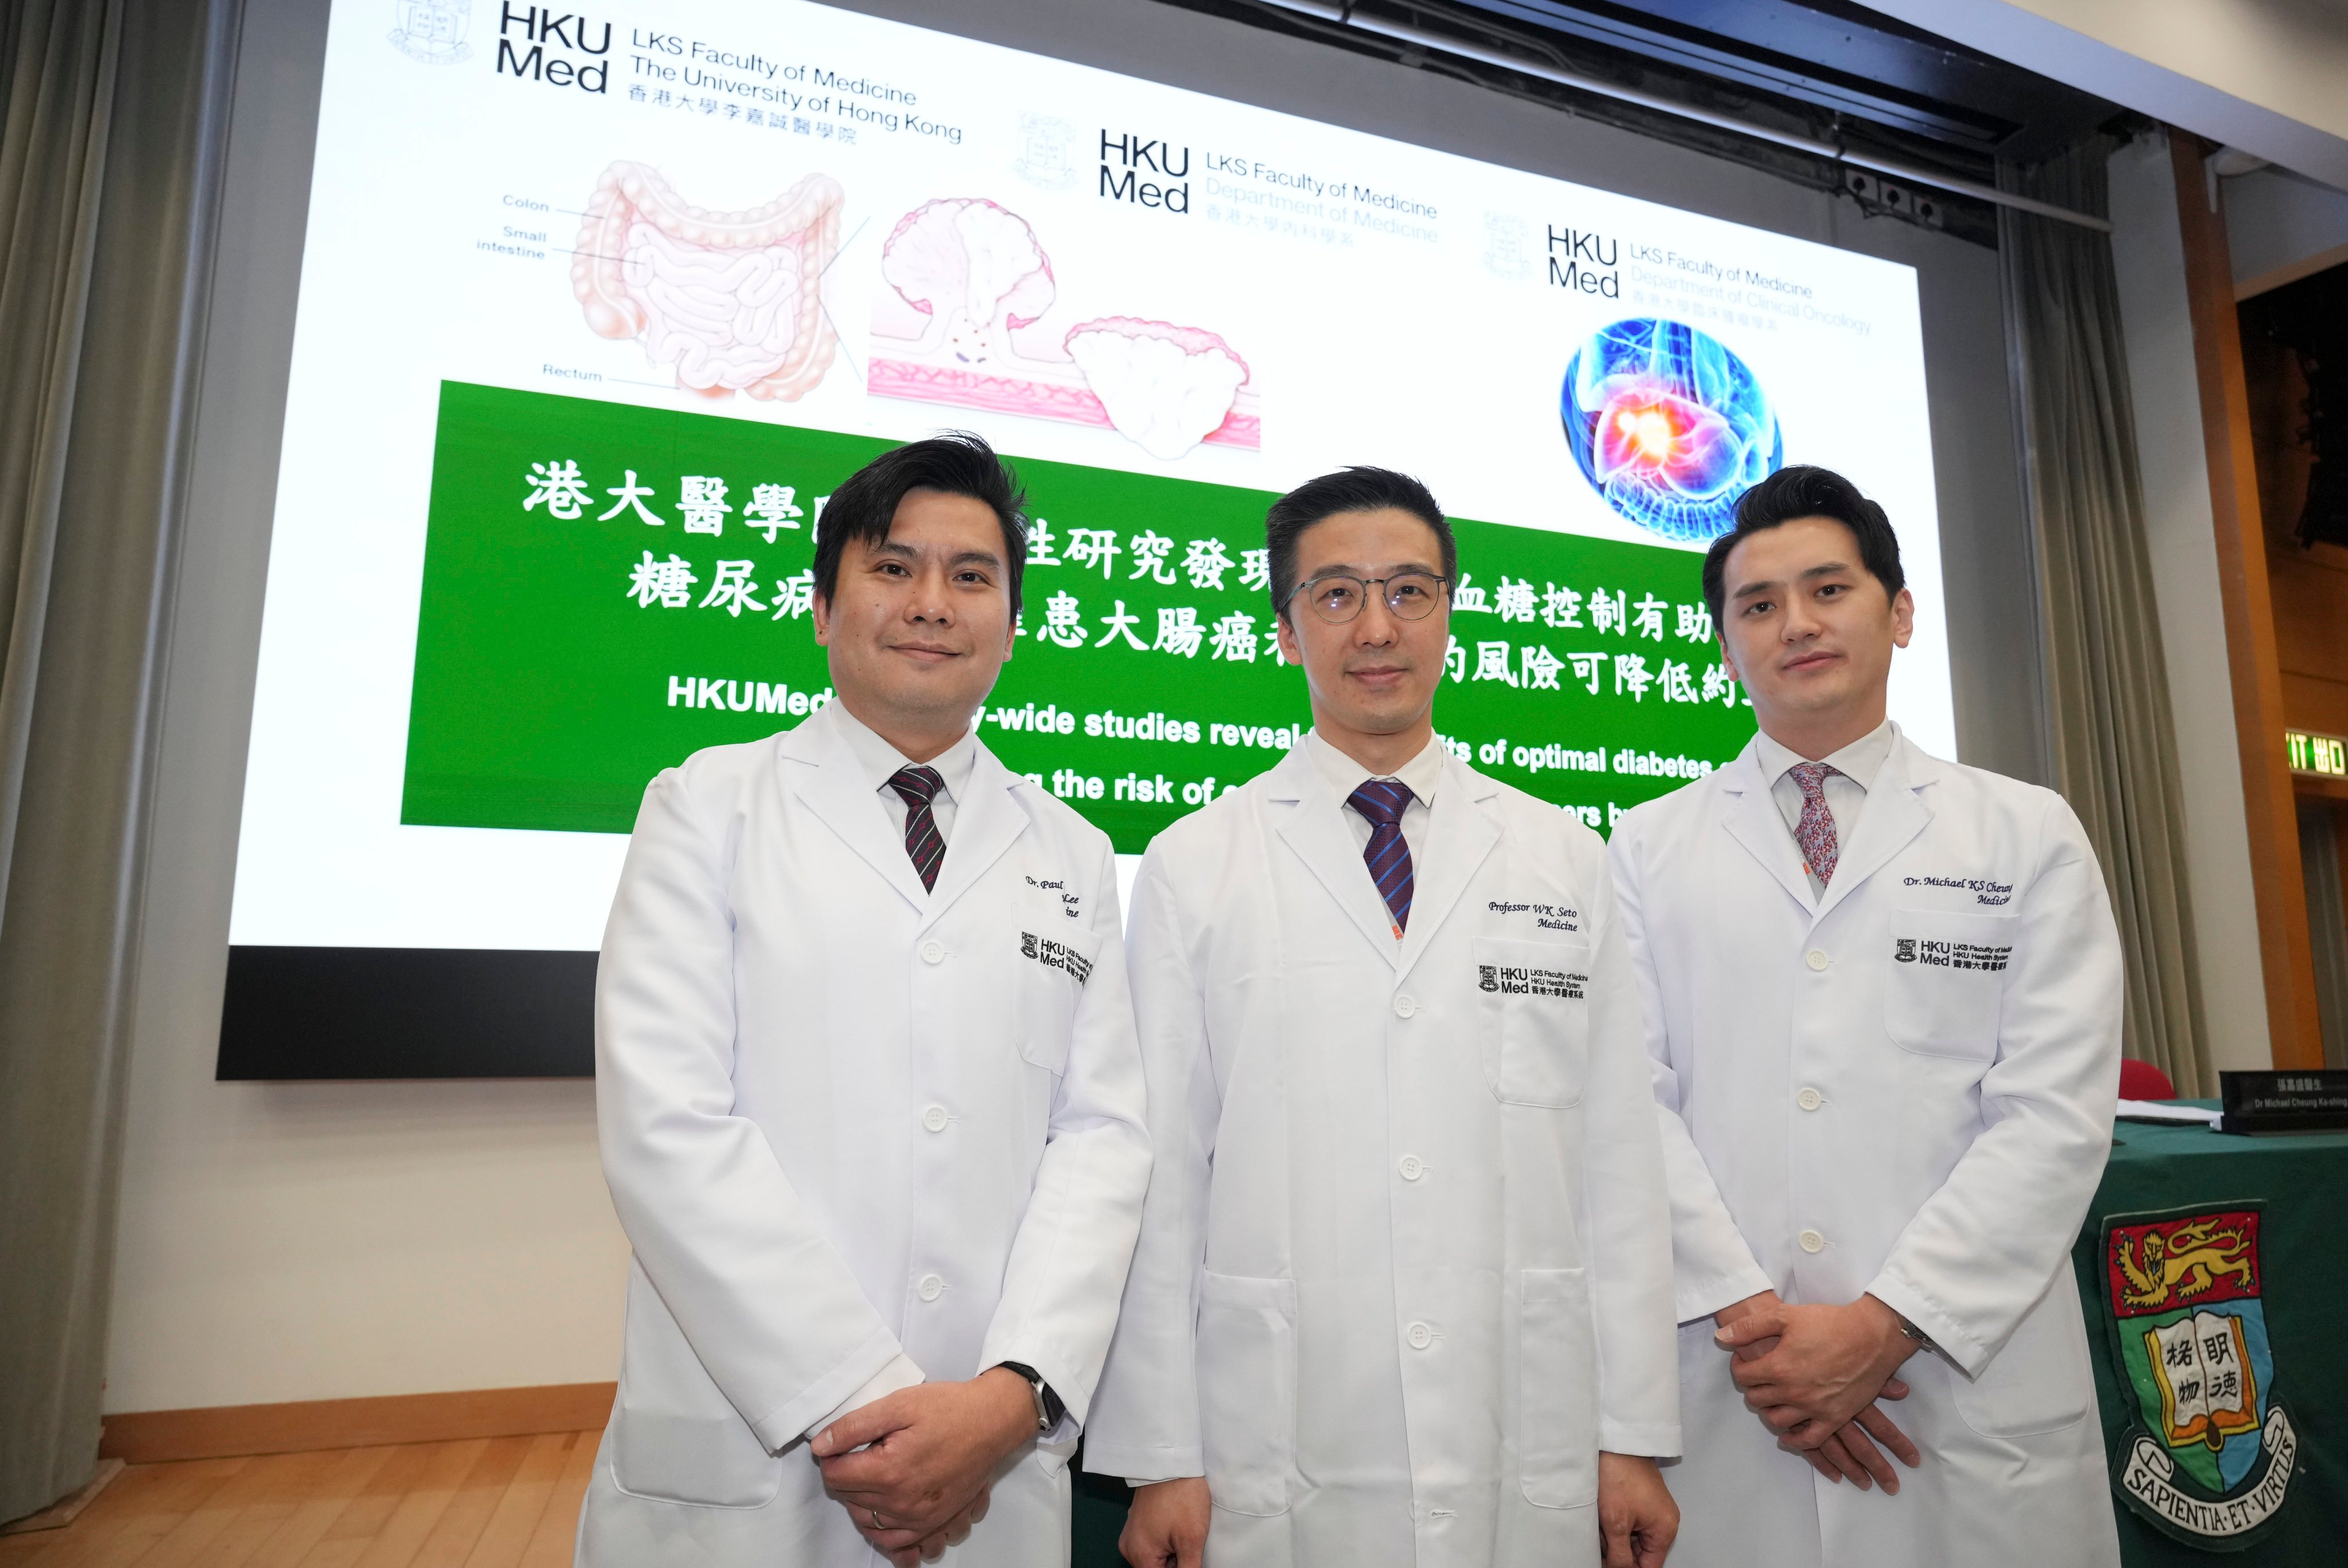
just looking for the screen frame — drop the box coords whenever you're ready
[189,0,2041,1079]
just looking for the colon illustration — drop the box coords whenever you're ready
[572,161,844,401]
[1561,317,1782,542]
[869,197,1259,462]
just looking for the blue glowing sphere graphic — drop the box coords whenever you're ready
[1561,317,1784,542]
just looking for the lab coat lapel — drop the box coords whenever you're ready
[776,708,931,912]
[1268,747,1405,966]
[1813,732,1936,924]
[918,742,1028,930]
[1716,740,1817,916]
[1396,754,1501,980]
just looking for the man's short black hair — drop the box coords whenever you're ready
[1263,467,1456,621]
[812,431,1029,616]
[1701,465,1906,629]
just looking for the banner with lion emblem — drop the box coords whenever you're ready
[2100,1204,2298,1548]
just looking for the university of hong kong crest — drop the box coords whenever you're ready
[388,0,470,64]
[2100,1205,2299,1547]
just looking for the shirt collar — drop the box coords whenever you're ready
[827,699,980,805]
[1305,728,1448,809]
[1753,717,1898,793]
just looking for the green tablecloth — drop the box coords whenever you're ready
[1067,1108,2348,1564]
[2071,1107,2348,1561]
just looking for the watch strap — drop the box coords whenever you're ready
[994,1361,1064,1431]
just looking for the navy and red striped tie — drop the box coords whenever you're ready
[1348,779,1416,938]
[889,765,948,892]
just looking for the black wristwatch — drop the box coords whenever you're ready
[995,1362,1066,1431]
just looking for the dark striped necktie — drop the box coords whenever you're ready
[1348,778,1416,938]
[888,765,948,892]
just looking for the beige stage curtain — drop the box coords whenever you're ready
[1998,142,2214,1096]
[0,0,233,1524]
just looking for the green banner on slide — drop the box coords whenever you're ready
[402,381,1757,852]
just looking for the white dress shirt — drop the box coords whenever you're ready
[1304,728,1447,871]
[1752,718,1896,896]
[799,703,983,1439]
[829,700,980,848]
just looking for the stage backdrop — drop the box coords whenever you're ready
[221,0,1949,1075]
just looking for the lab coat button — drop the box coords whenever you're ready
[1406,1321,1433,1350]
[1398,1154,1425,1181]
[1797,1087,1823,1111]
[920,940,946,965]
[1394,994,1418,1019]
[922,1104,950,1132]
[917,1273,944,1302]
[1806,948,1830,971]
[1798,1229,1826,1253]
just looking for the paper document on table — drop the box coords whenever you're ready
[2116,1100,2222,1125]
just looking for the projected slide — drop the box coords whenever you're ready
[228,0,1947,1049]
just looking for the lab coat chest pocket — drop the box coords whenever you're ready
[1473,937,1591,1107]
[1195,1272,1298,1517]
[611,1262,782,1508]
[1884,908,2016,1061]
[1011,921,1102,1075]
[1519,1268,1598,1510]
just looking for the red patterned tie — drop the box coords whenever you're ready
[1789,761,1841,887]
[889,765,948,892]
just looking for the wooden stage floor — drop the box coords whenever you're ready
[0,1430,598,1568]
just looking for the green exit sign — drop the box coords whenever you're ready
[2286,727,2347,777]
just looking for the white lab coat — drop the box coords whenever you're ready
[1085,743,1678,1568]
[1607,727,2122,1568]
[577,703,1152,1566]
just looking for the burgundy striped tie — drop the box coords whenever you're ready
[889,765,948,892]
[1348,779,1416,938]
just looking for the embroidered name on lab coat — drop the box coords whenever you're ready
[1485,899,1582,933]
[1476,963,1586,998]
[1020,931,1093,983]
[1893,937,2011,972]
[1900,873,2016,906]
[1026,874,1083,919]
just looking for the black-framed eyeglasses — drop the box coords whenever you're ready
[1286,571,1451,624]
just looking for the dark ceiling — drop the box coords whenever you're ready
[1455,0,2121,161]
[1152,0,2135,243]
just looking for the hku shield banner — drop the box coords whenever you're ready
[2100,1206,2299,1549]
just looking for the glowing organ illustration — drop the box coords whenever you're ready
[1561,318,1782,541]
[573,162,844,401]
[870,196,1259,460]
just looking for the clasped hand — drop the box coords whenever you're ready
[1711,1291,1923,1495]
[811,1369,1036,1565]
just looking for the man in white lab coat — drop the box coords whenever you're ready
[579,433,1152,1567]
[1088,468,1681,1568]
[1609,465,2123,1567]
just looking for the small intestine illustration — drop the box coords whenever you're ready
[869,196,1258,461]
[1561,317,1781,542]
[573,162,844,401]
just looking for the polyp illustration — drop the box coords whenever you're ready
[573,161,844,401]
[868,196,1259,461]
[1561,317,1782,542]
